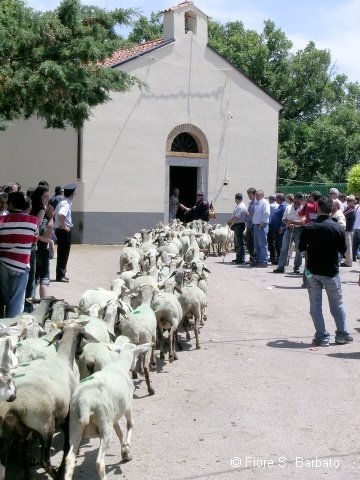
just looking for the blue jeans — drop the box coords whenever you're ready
[253,224,269,265]
[0,261,29,318]
[278,227,303,270]
[307,274,349,342]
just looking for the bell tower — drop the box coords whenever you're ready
[163,2,208,45]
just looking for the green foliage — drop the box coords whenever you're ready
[128,12,163,43]
[208,19,360,183]
[0,0,139,129]
[347,164,360,194]
[128,14,360,183]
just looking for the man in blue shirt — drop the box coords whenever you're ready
[270,193,287,262]
[251,190,270,267]
[267,194,279,264]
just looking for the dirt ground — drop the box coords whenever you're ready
[24,245,360,479]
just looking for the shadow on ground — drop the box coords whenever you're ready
[267,339,312,349]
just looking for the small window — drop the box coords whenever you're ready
[171,133,199,153]
[185,11,197,35]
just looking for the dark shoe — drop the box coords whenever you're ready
[56,276,69,282]
[232,259,237,263]
[249,262,257,267]
[293,268,300,274]
[312,337,330,347]
[335,335,353,345]
[339,263,350,267]
[272,268,284,273]
[255,263,267,268]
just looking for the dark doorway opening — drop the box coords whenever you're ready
[169,166,197,222]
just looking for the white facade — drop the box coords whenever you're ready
[0,2,281,243]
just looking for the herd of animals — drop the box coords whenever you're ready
[0,219,234,479]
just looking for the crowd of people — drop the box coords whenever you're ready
[0,180,77,318]
[226,186,359,346]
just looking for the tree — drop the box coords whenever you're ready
[128,14,360,183]
[128,12,163,44]
[0,0,139,130]
[347,164,360,194]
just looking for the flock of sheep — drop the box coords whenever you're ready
[0,220,233,479]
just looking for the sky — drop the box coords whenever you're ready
[27,0,360,82]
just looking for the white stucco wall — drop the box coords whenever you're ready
[0,117,78,194]
[82,5,280,218]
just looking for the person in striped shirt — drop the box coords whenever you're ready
[0,192,38,318]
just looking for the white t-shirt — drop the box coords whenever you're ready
[54,198,73,228]
[282,204,304,227]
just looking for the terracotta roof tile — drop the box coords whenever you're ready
[103,38,167,68]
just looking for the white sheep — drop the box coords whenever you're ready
[64,340,152,480]
[175,270,207,349]
[0,323,97,479]
[121,286,157,395]
[152,290,182,362]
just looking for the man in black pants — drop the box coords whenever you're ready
[54,183,77,282]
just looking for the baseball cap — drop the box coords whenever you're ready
[329,188,339,195]
[294,192,303,198]
[346,194,355,201]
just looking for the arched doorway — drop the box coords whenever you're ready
[165,124,209,222]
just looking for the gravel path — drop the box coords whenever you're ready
[25,245,360,479]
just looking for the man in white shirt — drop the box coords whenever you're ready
[251,190,270,267]
[54,183,77,282]
[227,193,247,264]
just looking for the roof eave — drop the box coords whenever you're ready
[207,44,283,110]
[109,38,175,69]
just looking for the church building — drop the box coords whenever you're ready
[0,1,282,243]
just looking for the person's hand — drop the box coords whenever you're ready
[259,222,264,229]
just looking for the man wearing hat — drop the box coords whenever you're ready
[342,195,357,267]
[0,192,39,317]
[54,183,77,282]
[192,191,209,221]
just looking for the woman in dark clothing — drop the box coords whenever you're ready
[24,186,50,312]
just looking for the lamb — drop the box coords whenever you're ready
[184,232,201,264]
[175,270,207,349]
[64,340,152,480]
[79,288,118,313]
[121,286,157,395]
[101,298,130,336]
[151,290,182,362]
[210,224,231,256]
[0,323,97,479]
[119,243,141,273]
